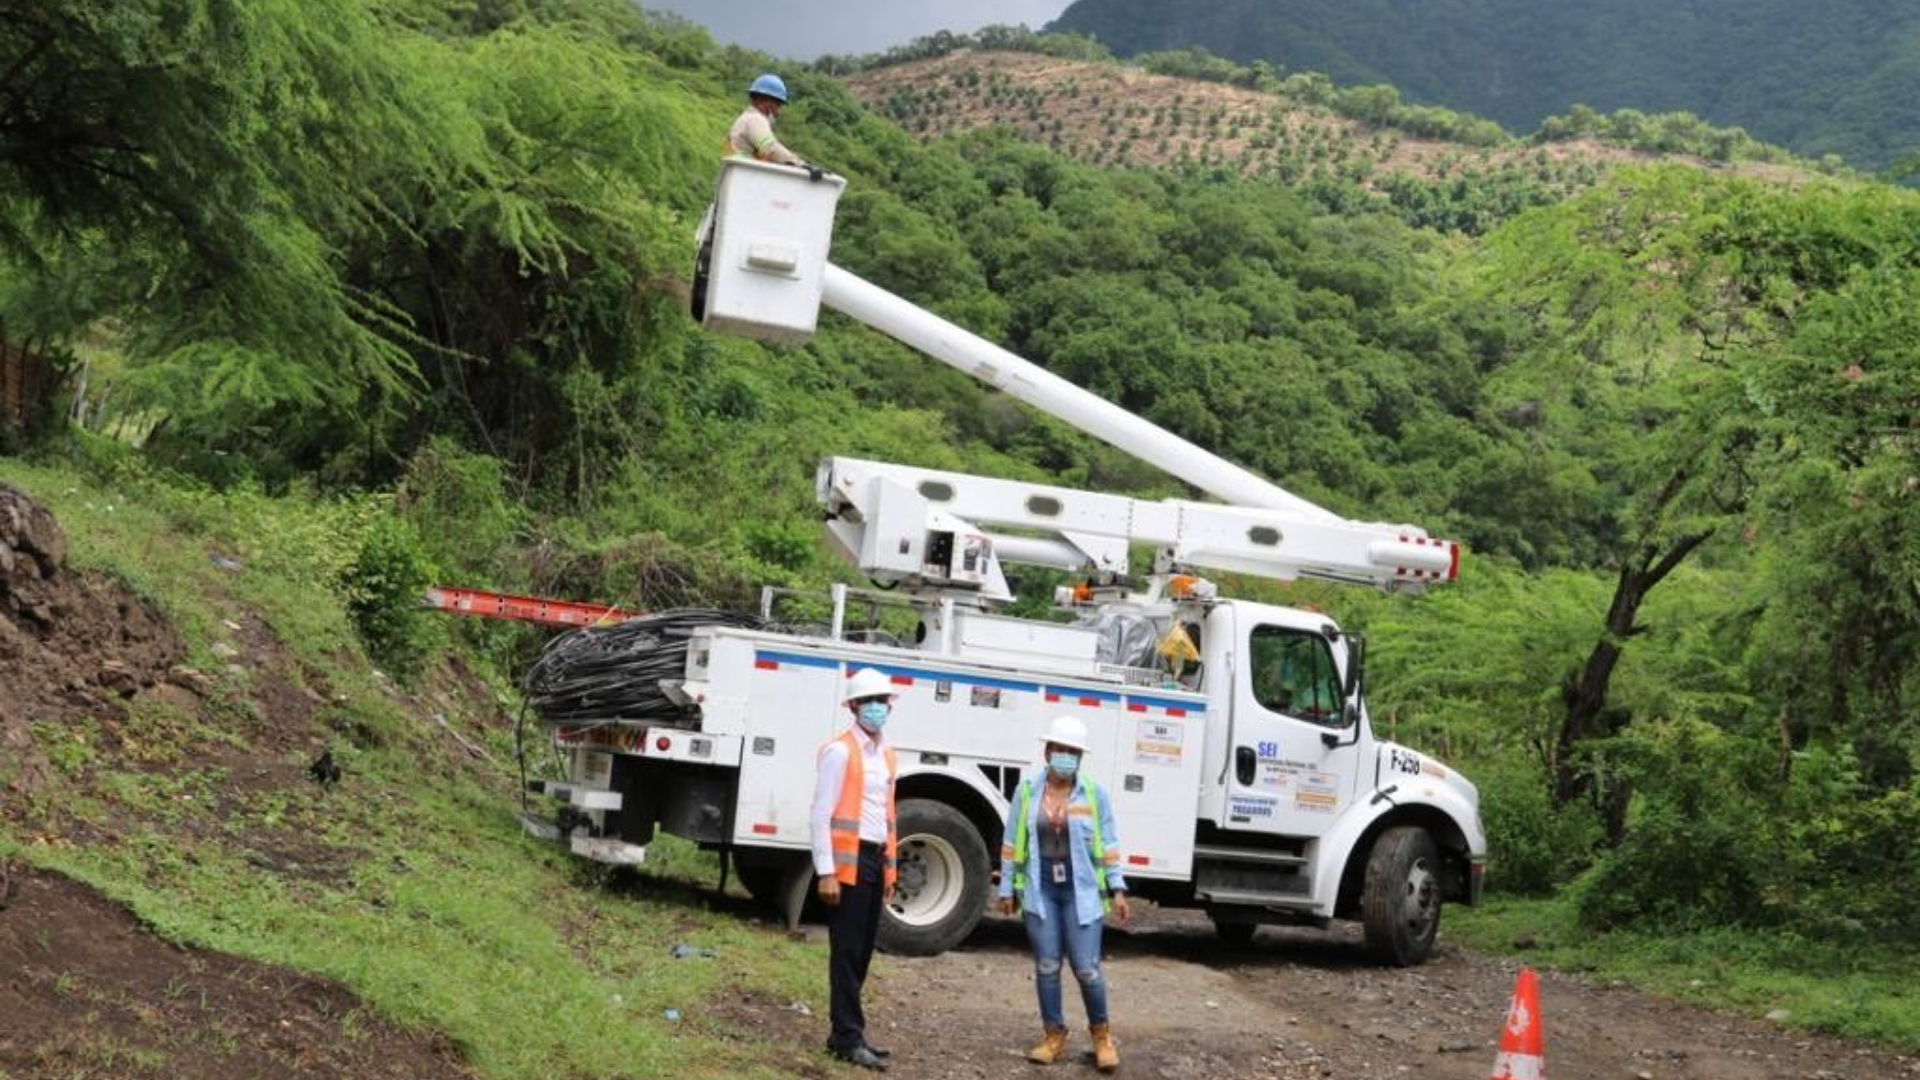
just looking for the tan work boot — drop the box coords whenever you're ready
[1090,1023,1119,1072]
[1026,1025,1069,1064]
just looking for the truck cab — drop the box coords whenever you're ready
[1179,599,1485,962]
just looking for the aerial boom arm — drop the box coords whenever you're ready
[820,266,1338,522]
[819,457,1457,595]
[694,159,1458,597]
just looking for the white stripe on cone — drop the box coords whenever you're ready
[1490,1050,1544,1080]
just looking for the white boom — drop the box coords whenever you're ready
[818,457,1457,595]
[820,266,1336,521]
[695,158,1458,595]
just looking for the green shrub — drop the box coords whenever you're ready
[1778,749,1920,939]
[1569,720,1778,930]
[739,519,814,572]
[398,437,525,585]
[1475,755,1600,895]
[342,514,442,678]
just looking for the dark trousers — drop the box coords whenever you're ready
[826,841,884,1051]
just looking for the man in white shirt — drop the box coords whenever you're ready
[811,667,899,1071]
[729,73,806,167]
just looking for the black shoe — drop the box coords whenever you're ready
[830,1045,889,1071]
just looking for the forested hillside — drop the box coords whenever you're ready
[1049,0,1920,171]
[3,0,1920,1061]
[842,45,1812,236]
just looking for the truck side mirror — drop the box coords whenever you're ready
[1321,635,1366,748]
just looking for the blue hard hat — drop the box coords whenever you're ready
[749,73,788,103]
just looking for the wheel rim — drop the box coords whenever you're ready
[890,832,964,928]
[1401,856,1438,938]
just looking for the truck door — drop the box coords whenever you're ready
[1222,622,1363,837]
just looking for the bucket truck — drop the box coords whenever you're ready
[523,159,1485,965]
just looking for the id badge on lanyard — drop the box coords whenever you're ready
[1051,861,1068,884]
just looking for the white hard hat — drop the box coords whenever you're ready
[1041,714,1091,753]
[843,667,895,705]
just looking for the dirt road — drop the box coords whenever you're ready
[779,906,1920,1080]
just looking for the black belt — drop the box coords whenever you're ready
[858,840,884,853]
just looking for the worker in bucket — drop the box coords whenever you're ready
[809,667,900,1071]
[728,73,809,168]
[996,715,1130,1072]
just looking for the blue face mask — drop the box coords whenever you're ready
[1049,751,1080,779]
[857,701,890,732]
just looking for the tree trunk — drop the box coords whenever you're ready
[0,338,63,448]
[1552,516,1711,814]
[1553,561,1643,808]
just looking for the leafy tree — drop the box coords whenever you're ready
[0,0,435,440]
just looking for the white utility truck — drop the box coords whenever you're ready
[524,159,1486,965]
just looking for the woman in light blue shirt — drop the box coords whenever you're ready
[996,714,1131,1072]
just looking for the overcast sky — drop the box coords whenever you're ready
[642,1,1076,61]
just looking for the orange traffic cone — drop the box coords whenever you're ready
[1489,967,1544,1080]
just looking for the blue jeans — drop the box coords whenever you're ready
[1022,868,1109,1028]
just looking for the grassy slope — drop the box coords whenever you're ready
[0,457,820,1079]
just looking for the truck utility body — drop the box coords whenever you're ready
[526,159,1486,964]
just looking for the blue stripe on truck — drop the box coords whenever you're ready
[754,650,843,671]
[752,649,1202,712]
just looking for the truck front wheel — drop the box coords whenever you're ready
[1361,826,1442,966]
[879,799,989,956]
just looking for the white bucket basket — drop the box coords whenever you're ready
[698,159,846,346]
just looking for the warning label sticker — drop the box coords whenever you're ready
[1295,771,1341,814]
[1134,719,1185,766]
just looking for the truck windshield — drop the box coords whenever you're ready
[1249,626,1342,725]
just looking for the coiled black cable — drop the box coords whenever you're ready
[523,609,772,724]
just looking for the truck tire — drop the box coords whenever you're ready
[878,799,989,957]
[1361,826,1442,966]
[735,862,786,905]
[734,851,818,928]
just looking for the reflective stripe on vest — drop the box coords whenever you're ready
[825,730,898,887]
[1010,777,1109,913]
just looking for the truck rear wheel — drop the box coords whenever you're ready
[879,799,988,957]
[1361,826,1441,966]
[735,861,787,905]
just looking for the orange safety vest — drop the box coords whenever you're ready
[823,730,898,887]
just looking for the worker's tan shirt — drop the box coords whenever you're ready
[728,107,802,165]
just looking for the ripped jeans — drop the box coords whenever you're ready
[1022,862,1110,1028]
